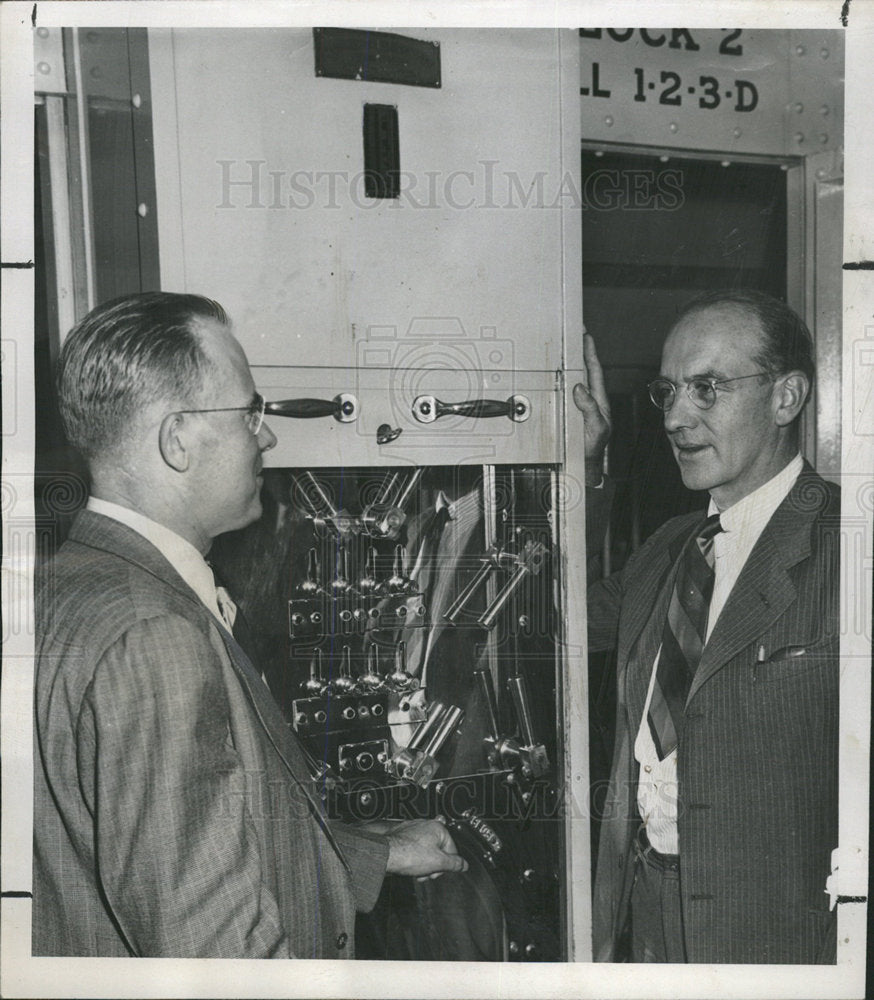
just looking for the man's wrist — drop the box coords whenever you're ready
[585,461,605,488]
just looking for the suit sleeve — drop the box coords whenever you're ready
[80,613,294,957]
[330,823,390,913]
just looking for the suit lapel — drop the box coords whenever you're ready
[687,468,823,704]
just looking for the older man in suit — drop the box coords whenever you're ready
[33,292,466,958]
[574,290,840,964]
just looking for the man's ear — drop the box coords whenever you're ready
[158,412,190,472]
[773,371,810,427]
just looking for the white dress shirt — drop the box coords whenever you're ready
[86,497,232,629]
[634,454,804,854]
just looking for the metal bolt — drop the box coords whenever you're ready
[509,940,519,955]
[518,614,530,629]
[603,115,613,127]
[524,943,536,958]
[669,122,678,133]
[733,127,742,138]
[522,868,535,882]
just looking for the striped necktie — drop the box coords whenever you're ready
[647,513,723,760]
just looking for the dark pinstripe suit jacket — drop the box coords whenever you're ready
[33,511,388,958]
[588,465,840,963]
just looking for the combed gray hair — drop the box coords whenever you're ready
[57,291,229,460]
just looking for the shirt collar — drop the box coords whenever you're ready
[707,453,804,536]
[86,497,224,623]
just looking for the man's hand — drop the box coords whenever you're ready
[376,818,468,880]
[573,332,612,486]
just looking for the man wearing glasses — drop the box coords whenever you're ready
[575,289,840,964]
[33,292,466,958]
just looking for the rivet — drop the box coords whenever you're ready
[820,104,830,116]
[794,132,805,144]
[795,102,804,113]
[816,168,827,180]
[37,62,51,75]
[669,122,678,133]
[819,133,829,145]
[509,940,519,955]
[780,163,789,171]
[820,47,829,59]
[796,44,806,56]
[137,203,149,218]
[603,115,614,127]
[86,31,99,43]
[132,93,142,109]
[720,160,731,168]
[659,154,669,163]
[90,66,102,79]
[37,26,50,38]
[594,149,604,157]
[733,127,742,138]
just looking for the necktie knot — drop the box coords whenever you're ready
[698,513,723,543]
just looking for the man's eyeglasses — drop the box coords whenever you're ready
[647,373,771,412]
[176,392,266,435]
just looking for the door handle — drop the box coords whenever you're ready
[411,394,530,423]
[265,392,358,422]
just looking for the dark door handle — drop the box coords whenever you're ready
[411,394,530,424]
[265,392,358,422]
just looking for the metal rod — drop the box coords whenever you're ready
[421,706,464,758]
[508,674,536,747]
[407,701,446,751]
[474,668,501,741]
[394,468,424,511]
[477,563,529,630]
[443,560,493,624]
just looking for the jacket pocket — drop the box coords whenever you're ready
[753,634,838,683]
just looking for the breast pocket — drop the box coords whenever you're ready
[753,634,838,683]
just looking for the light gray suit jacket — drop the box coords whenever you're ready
[588,465,840,963]
[33,511,389,957]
